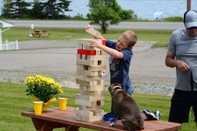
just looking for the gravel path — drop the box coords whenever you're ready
[0,40,176,96]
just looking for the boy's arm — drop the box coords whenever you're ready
[86,25,123,59]
[90,40,123,59]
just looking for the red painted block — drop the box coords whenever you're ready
[77,49,96,55]
[101,39,106,45]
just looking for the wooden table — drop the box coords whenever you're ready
[21,107,181,131]
[32,30,41,37]
[32,30,49,38]
[40,30,49,38]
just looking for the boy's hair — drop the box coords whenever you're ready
[122,30,137,48]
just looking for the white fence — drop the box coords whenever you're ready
[2,40,19,50]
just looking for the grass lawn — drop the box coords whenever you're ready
[2,27,173,48]
[0,81,196,131]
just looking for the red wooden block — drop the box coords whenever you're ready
[77,49,96,55]
[95,39,106,45]
[101,39,106,45]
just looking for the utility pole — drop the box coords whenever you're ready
[187,0,191,11]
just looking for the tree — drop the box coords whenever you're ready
[1,0,13,18]
[87,0,121,33]
[9,0,31,18]
[41,0,71,19]
[1,0,72,19]
[119,9,138,20]
[29,0,44,19]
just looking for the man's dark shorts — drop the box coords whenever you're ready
[169,89,197,123]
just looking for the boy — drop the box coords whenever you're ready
[86,25,160,121]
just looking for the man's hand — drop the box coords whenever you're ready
[176,60,190,72]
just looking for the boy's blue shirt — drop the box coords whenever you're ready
[106,40,133,93]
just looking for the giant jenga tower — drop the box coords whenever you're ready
[74,28,107,122]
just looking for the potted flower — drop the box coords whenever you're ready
[25,75,63,111]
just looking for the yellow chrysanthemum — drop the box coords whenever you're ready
[58,89,63,93]
[54,83,61,88]
[25,75,64,103]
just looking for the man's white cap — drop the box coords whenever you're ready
[185,10,197,28]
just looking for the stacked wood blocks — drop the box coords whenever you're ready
[75,31,107,122]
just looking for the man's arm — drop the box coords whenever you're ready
[165,50,190,72]
[165,51,176,68]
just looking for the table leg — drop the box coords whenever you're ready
[32,118,67,131]
[65,125,80,131]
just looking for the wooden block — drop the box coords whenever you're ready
[76,79,104,88]
[85,28,101,38]
[76,75,102,81]
[78,43,97,50]
[77,48,106,56]
[77,70,99,76]
[75,99,92,106]
[76,94,80,99]
[78,105,102,111]
[77,64,106,72]
[75,108,105,118]
[77,65,89,71]
[77,49,96,56]
[77,65,83,70]
[75,94,104,101]
[86,105,101,111]
[77,56,106,66]
[77,39,93,46]
[78,43,83,49]
[99,70,107,76]
[77,55,98,65]
[88,65,106,71]
[87,55,106,61]
[79,105,87,111]
[76,115,103,122]
[75,95,105,107]
[77,39,92,46]
[95,49,106,55]
[76,79,97,86]
[75,99,102,107]
[81,55,86,60]
[75,110,105,122]
[79,85,105,91]
[75,108,93,117]
[80,90,105,96]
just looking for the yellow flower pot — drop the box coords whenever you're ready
[32,96,57,112]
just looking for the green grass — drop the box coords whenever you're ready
[0,81,196,131]
[2,27,172,48]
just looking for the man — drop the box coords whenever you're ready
[165,10,197,127]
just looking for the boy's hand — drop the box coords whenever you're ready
[90,40,102,48]
[86,25,94,30]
